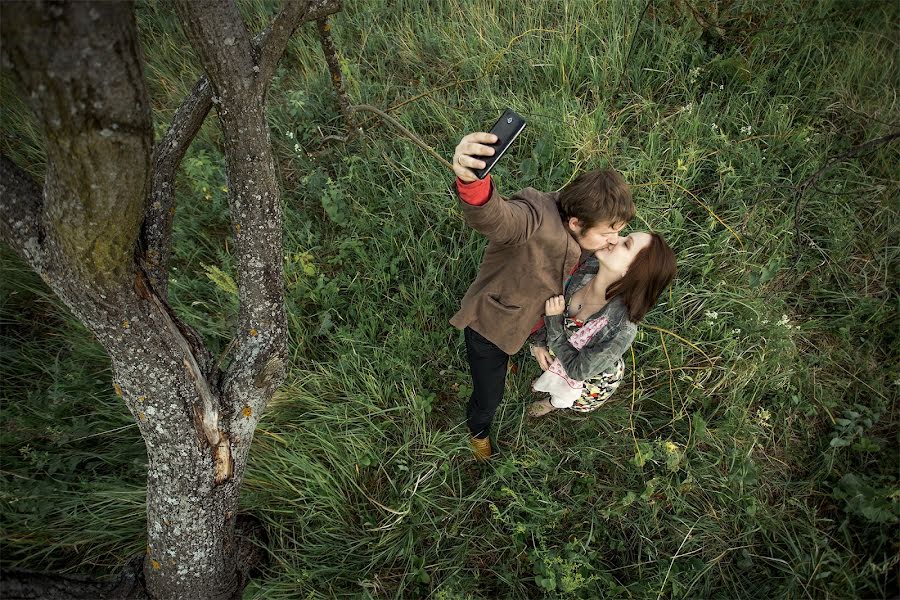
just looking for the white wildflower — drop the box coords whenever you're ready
[689,66,702,83]
[777,314,800,330]
[704,310,719,320]
[731,328,742,334]
[740,125,752,136]
[683,103,694,114]
[286,131,294,139]
[711,123,718,131]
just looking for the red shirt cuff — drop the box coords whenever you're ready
[456,175,492,206]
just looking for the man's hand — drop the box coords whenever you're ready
[545,295,566,316]
[452,132,497,183]
[530,345,553,371]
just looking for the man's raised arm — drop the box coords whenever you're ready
[450,132,541,246]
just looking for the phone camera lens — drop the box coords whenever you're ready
[506,118,513,123]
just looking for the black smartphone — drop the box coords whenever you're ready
[473,108,527,179]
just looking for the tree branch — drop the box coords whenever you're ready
[174,0,289,424]
[256,0,343,86]
[143,0,341,294]
[257,0,311,85]
[317,16,355,134]
[142,76,213,294]
[173,1,257,98]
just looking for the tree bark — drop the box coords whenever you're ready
[1,553,147,599]
[0,0,339,597]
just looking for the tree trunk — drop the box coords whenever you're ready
[0,0,340,597]
[0,153,256,597]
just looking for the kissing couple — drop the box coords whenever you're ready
[448,131,677,460]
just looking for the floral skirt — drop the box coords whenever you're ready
[546,343,626,412]
[569,358,626,412]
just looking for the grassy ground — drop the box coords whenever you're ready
[2,0,898,598]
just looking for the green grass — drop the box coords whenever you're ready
[2,0,898,598]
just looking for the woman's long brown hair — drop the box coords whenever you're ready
[606,233,677,322]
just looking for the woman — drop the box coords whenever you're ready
[527,231,676,416]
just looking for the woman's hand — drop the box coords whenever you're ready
[530,345,553,371]
[545,295,565,316]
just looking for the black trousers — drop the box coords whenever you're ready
[464,327,510,439]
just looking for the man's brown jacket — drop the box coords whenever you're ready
[450,184,582,355]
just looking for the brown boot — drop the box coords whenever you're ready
[470,436,492,461]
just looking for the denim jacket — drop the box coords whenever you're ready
[529,256,637,381]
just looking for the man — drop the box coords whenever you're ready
[450,131,636,460]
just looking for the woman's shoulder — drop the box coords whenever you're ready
[578,305,636,358]
[598,297,637,335]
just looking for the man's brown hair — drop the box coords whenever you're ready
[607,233,677,323]
[559,169,635,229]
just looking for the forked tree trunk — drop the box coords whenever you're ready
[0,1,340,598]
